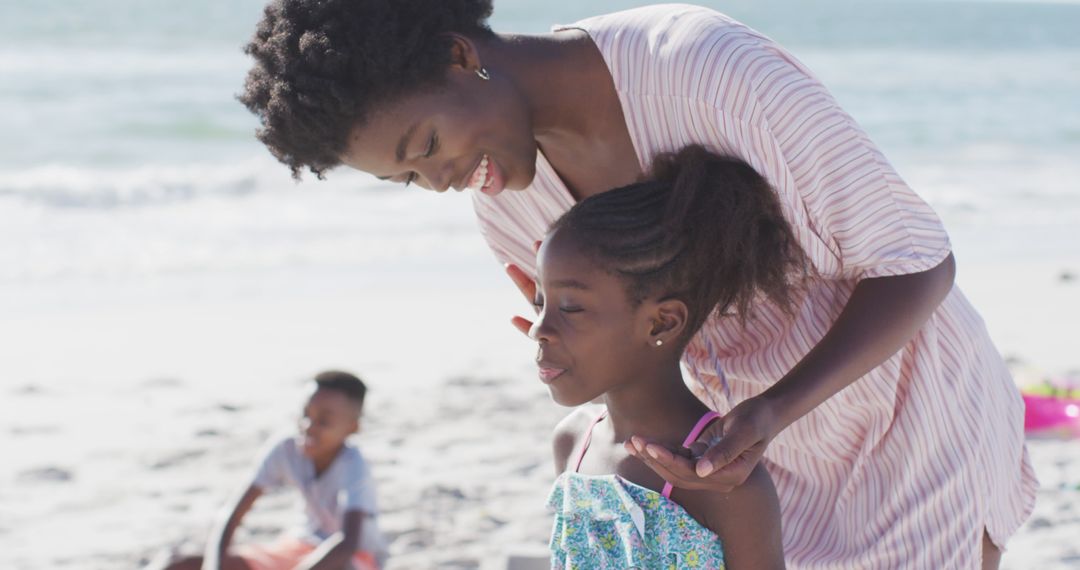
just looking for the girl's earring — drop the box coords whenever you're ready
[655,339,663,347]
[476,67,491,81]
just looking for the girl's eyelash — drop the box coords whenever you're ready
[404,172,417,187]
[533,297,582,313]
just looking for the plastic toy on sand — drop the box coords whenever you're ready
[1023,392,1080,438]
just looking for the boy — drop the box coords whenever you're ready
[164,370,387,570]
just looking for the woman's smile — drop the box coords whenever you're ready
[464,153,507,196]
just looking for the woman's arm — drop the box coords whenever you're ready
[758,253,957,443]
[631,253,956,488]
[202,484,262,570]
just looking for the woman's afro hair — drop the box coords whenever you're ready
[238,0,495,179]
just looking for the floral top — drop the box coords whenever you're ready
[547,472,726,569]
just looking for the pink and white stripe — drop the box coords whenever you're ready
[470,4,1036,568]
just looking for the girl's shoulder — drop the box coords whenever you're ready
[677,463,785,569]
[551,406,604,474]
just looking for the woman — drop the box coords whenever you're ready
[239,1,1036,567]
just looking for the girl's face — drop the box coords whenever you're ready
[340,64,536,196]
[531,229,658,406]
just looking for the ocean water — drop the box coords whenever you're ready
[1,0,1078,283]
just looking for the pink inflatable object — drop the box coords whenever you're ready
[1023,393,1080,437]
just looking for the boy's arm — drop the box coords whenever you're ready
[292,510,364,570]
[685,464,785,569]
[202,484,263,570]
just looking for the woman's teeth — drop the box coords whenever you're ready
[468,155,490,191]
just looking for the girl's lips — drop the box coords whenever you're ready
[538,366,566,384]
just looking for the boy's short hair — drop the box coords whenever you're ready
[314,370,367,410]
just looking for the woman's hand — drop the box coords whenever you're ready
[506,262,536,335]
[625,395,782,492]
[506,241,543,336]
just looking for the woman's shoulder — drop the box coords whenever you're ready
[564,3,769,74]
[560,3,791,124]
[563,3,741,34]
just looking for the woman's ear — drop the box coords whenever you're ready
[446,33,482,71]
[648,298,689,347]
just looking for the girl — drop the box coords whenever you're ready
[239,1,1036,566]
[535,146,793,569]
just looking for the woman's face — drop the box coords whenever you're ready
[530,229,656,407]
[340,67,537,196]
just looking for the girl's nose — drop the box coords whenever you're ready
[528,313,553,343]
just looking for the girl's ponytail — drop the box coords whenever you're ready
[549,144,809,343]
[652,145,808,331]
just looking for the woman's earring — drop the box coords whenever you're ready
[655,339,663,347]
[476,67,491,81]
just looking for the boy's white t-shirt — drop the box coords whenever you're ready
[252,435,387,557]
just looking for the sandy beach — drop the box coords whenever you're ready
[2,242,1078,569]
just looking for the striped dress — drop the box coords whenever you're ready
[470,4,1038,568]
